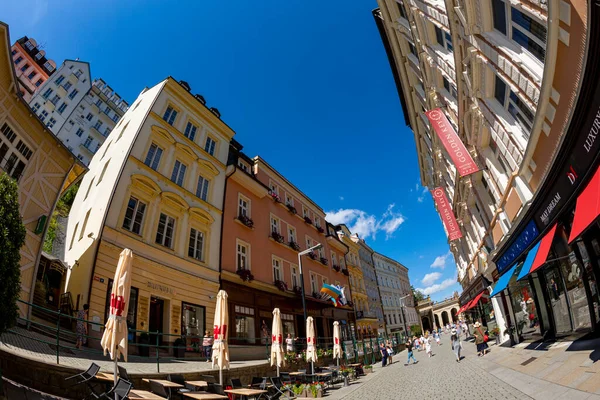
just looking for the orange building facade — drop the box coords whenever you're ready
[221,141,355,350]
[10,36,56,102]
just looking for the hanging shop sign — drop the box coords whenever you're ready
[495,220,539,275]
[431,187,463,241]
[426,108,480,177]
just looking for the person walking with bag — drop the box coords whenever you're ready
[473,321,489,357]
[450,328,462,362]
[379,342,388,367]
[405,337,417,365]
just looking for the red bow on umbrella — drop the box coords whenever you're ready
[335,338,339,345]
[110,294,125,317]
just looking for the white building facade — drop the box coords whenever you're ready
[373,252,419,334]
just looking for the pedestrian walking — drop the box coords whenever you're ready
[405,337,417,365]
[434,331,441,346]
[425,332,433,358]
[75,304,89,349]
[450,328,462,362]
[380,342,388,367]
[473,321,489,357]
[202,330,213,362]
[386,341,394,364]
[462,321,469,340]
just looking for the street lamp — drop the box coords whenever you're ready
[298,243,323,322]
[398,294,411,341]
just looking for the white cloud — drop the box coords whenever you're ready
[421,272,441,286]
[430,252,451,269]
[325,204,405,240]
[417,277,457,296]
[339,196,344,201]
[416,186,429,203]
[417,196,425,203]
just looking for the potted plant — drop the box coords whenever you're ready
[332,264,340,272]
[236,268,254,282]
[342,269,350,276]
[238,214,254,228]
[270,191,281,202]
[319,257,328,266]
[274,280,288,292]
[293,286,302,295]
[490,326,500,344]
[173,337,186,358]
[271,231,284,243]
[316,226,325,234]
[363,364,373,374]
[304,216,313,225]
[291,383,306,397]
[289,241,300,251]
[504,325,516,346]
[312,291,320,299]
[286,203,297,214]
[139,333,150,357]
[308,251,317,260]
[307,382,324,398]
[340,367,352,386]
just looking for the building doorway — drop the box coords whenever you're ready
[421,316,431,332]
[441,311,449,326]
[149,296,165,344]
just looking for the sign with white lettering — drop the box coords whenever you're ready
[431,187,463,241]
[426,108,480,177]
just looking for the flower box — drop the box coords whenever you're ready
[286,203,297,214]
[236,269,254,282]
[303,216,313,224]
[308,252,317,260]
[274,280,288,292]
[332,264,341,272]
[342,269,350,276]
[271,231,285,243]
[237,215,254,228]
[270,191,281,203]
[319,257,328,266]
[293,286,302,295]
[312,291,320,299]
[316,226,325,234]
[289,241,301,251]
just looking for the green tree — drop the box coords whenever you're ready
[411,285,425,304]
[0,173,26,334]
[43,182,79,253]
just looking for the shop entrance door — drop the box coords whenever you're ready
[580,228,600,329]
[149,296,164,345]
[543,265,573,335]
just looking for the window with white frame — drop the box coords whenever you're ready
[188,228,204,261]
[144,143,163,171]
[83,136,93,149]
[47,118,57,129]
[184,121,197,141]
[57,102,68,114]
[302,206,308,218]
[434,26,452,51]
[272,257,282,282]
[331,252,337,266]
[171,160,187,186]
[155,213,175,248]
[123,196,146,235]
[238,194,250,217]
[163,106,178,125]
[204,136,216,156]
[443,77,457,99]
[196,175,209,201]
[288,225,296,243]
[236,240,250,270]
[488,137,511,176]
[270,215,280,234]
[0,123,33,181]
[491,0,546,62]
[494,75,534,136]
[285,193,293,206]
[306,236,313,250]
[291,265,299,288]
[269,181,279,195]
[314,216,321,228]
[310,273,318,294]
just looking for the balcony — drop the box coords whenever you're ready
[56,85,67,98]
[79,143,95,155]
[356,311,378,320]
[68,72,78,85]
[90,125,105,138]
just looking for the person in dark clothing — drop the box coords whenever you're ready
[405,338,417,365]
[380,342,388,367]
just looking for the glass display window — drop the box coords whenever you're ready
[181,302,205,352]
[234,305,256,344]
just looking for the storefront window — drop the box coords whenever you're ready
[234,305,256,344]
[104,280,138,342]
[581,238,600,323]
[281,313,295,337]
[508,264,540,338]
[544,260,572,334]
[181,302,205,352]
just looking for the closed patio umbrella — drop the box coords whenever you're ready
[100,248,133,385]
[211,290,229,385]
[271,308,285,376]
[333,321,342,366]
[306,316,317,375]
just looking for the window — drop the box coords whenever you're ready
[47,118,57,129]
[314,216,321,228]
[32,103,41,113]
[84,136,93,148]
[397,1,407,19]
[188,228,204,261]
[98,160,110,184]
[79,209,91,240]
[27,71,36,80]
[123,196,146,235]
[409,42,418,57]
[55,75,65,85]
[270,215,280,234]
[443,77,457,99]
[155,213,175,248]
[14,56,23,64]
[495,75,534,135]
[0,123,32,181]
[482,176,496,202]
[163,106,177,125]
[57,102,68,114]
[35,79,43,87]
[75,128,84,137]
[86,113,93,121]
[20,63,30,72]
[63,82,72,91]
[303,206,309,218]
[41,88,53,99]
[104,127,111,137]
[272,257,282,282]
[74,69,83,78]
[68,89,79,100]
[40,110,48,122]
[331,252,337,266]
[269,182,279,196]
[181,302,205,348]
[196,175,209,201]
[285,193,294,206]
[144,143,163,171]
[310,273,318,294]
[435,26,444,46]
[234,305,255,344]
[291,265,299,288]
[238,194,249,217]
[184,122,197,141]
[494,75,507,104]
[204,137,216,156]
[171,160,187,186]
[94,120,103,130]
[50,95,60,105]
[288,225,296,243]
[237,241,249,270]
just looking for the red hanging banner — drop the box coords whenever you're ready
[431,187,463,241]
[425,108,479,177]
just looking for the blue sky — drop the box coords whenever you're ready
[3,0,461,301]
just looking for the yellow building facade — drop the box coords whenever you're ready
[0,22,85,317]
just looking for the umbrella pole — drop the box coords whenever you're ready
[277,365,280,378]
[219,366,223,386]
[114,345,118,386]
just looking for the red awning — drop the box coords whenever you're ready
[569,167,600,243]
[465,291,485,311]
[456,304,467,314]
[529,224,557,274]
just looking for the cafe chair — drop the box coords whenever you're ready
[229,378,243,389]
[279,372,291,385]
[269,377,295,399]
[65,362,101,397]
[149,380,171,399]
[92,378,132,400]
[207,383,226,395]
[250,377,265,389]
[117,366,130,382]
[168,374,195,399]
[201,375,217,384]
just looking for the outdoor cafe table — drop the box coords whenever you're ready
[142,379,184,388]
[183,393,228,400]
[94,373,116,382]
[185,380,210,388]
[129,389,166,399]
[225,388,268,400]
